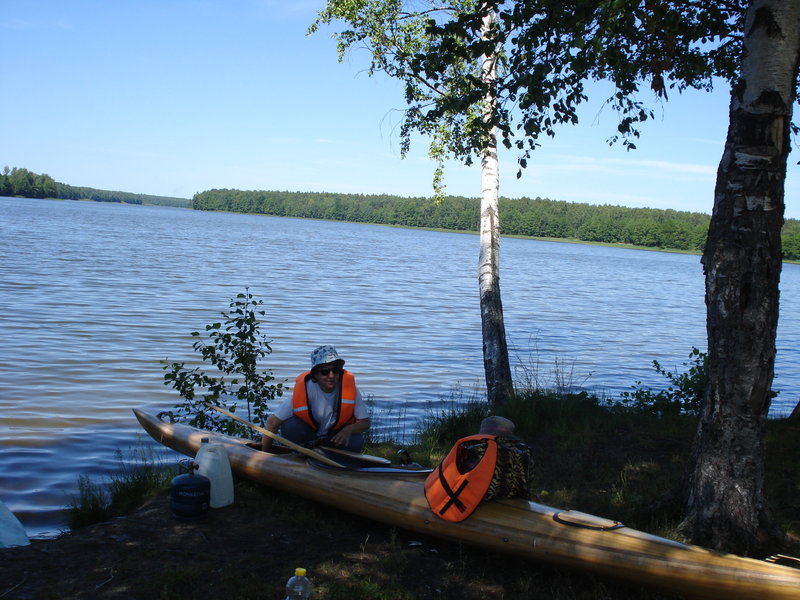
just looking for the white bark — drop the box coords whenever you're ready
[478,10,512,406]
[479,11,500,302]
[682,0,800,555]
[740,0,800,108]
[732,0,800,214]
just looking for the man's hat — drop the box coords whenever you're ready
[310,345,345,369]
[479,415,516,436]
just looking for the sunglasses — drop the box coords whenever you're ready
[317,366,342,376]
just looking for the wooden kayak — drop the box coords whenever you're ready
[133,409,800,600]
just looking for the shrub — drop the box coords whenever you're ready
[613,347,706,415]
[162,289,284,438]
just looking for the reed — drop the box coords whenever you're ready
[67,440,177,529]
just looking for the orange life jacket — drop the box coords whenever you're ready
[424,434,498,522]
[291,369,357,432]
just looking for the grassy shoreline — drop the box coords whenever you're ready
[69,374,800,544]
[35,389,796,600]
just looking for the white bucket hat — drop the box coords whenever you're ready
[310,345,345,370]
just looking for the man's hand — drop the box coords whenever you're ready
[330,425,353,447]
[330,418,370,448]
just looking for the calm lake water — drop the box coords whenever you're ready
[2,196,798,539]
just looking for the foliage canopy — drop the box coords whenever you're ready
[312,1,757,183]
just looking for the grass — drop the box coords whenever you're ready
[52,479,686,600]
[61,373,798,600]
[394,390,695,535]
[386,387,798,545]
[67,440,178,529]
[69,387,799,547]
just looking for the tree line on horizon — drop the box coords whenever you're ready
[4,167,799,260]
[192,188,800,260]
[1,166,190,208]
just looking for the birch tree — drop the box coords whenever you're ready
[489,0,798,555]
[313,1,514,406]
[315,0,800,553]
[681,0,800,556]
[478,10,513,405]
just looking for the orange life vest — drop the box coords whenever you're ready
[291,369,357,432]
[424,434,498,522]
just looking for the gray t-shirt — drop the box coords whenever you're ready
[274,378,368,435]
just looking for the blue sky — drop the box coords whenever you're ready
[3,0,798,218]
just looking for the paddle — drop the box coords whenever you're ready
[312,444,391,466]
[206,403,391,466]
[205,403,345,469]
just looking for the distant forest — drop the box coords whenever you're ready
[1,166,190,208]
[5,167,798,260]
[193,188,800,261]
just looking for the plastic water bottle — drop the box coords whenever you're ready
[284,567,312,600]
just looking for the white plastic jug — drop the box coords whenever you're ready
[194,438,234,508]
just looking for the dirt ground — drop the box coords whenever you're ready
[0,481,679,600]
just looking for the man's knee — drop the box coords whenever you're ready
[345,433,365,453]
[280,418,316,445]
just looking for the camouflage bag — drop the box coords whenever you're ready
[456,436,535,500]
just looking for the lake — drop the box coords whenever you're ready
[1,196,798,539]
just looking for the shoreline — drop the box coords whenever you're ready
[9,195,800,263]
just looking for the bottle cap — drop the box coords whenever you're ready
[295,568,307,576]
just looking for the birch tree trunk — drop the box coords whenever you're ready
[478,10,513,407]
[680,0,800,556]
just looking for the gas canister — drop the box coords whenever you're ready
[170,460,210,521]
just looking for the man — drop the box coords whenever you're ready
[261,345,371,452]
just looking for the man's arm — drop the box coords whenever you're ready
[260,414,283,451]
